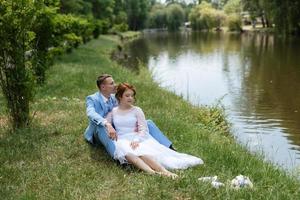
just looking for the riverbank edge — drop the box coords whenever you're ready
[1,32,299,199]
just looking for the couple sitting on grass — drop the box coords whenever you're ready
[84,74,203,178]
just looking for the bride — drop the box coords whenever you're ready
[106,83,203,178]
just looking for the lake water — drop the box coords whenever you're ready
[123,31,300,171]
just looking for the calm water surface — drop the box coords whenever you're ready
[124,31,300,170]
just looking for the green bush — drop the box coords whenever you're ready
[109,23,128,34]
[53,14,93,50]
[227,14,242,31]
[0,0,36,128]
[147,4,167,29]
[114,11,128,25]
[63,33,83,53]
[0,1,95,129]
[76,17,94,43]
[92,20,102,39]
[224,0,241,14]
[32,4,57,84]
[189,2,225,30]
[48,47,65,57]
[99,19,111,34]
[166,4,185,31]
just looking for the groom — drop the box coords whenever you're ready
[84,74,174,158]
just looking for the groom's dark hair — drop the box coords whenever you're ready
[96,74,112,88]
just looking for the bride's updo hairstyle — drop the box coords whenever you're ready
[115,83,136,102]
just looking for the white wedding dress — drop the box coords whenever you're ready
[106,106,203,170]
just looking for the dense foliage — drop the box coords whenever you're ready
[168,0,300,34]
[189,2,226,30]
[242,0,300,34]
[0,0,99,128]
[166,4,185,31]
[0,0,36,128]
[147,4,167,29]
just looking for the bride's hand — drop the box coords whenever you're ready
[130,141,139,150]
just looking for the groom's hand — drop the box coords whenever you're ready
[105,123,118,141]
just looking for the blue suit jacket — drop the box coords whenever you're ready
[84,91,118,143]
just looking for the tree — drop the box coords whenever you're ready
[243,0,300,34]
[126,0,149,30]
[287,0,300,34]
[189,1,225,30]
[0,0,37,128]
[89,0,115,21]
[166,4,185,31]
[147,3,167,29]
[224,0,242,31]
[60,0,92,15]
[32,4,57,84]
[0,0,95,129]
[242,0,272,28]
[272,0,300,35]
[224,0,241,14]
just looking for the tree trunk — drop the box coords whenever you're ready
[261,15,265,28]
[265,18,270,28]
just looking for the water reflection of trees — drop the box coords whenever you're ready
[127,31,247,64]
[144,32,190,59]
[126,32,300,148]
[232,34,300,147]
[122,38,150,69]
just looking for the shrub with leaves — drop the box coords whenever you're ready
[32,3,57,84]
[92,20,102,39]
[52,14,93,52]
[0,0,37,128]
[227,14,242,31]
[166,3,185,31]
[99,19,111,34]
[189,2,226,30]
[147,4,167,29]
[109,23,128,34]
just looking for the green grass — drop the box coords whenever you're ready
[1,34,300,200]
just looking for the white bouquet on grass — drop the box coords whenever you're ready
[230,175,253,189]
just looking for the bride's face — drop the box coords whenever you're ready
[120,89,135,106]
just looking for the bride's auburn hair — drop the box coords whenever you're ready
[115,83,136,102]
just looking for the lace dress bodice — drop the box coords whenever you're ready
[106,106,149,141]
[107,106,148,138]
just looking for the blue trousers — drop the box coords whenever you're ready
[95,120,172,158]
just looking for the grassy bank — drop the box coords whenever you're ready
[1,34,300,199]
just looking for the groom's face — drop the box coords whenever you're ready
[101,77,116,95]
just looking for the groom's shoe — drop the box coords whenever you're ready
[169,145,177,151]
[85,138,96,147]
[86,133,100,147]
[92,133,101,147]
[120,162,134,171]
